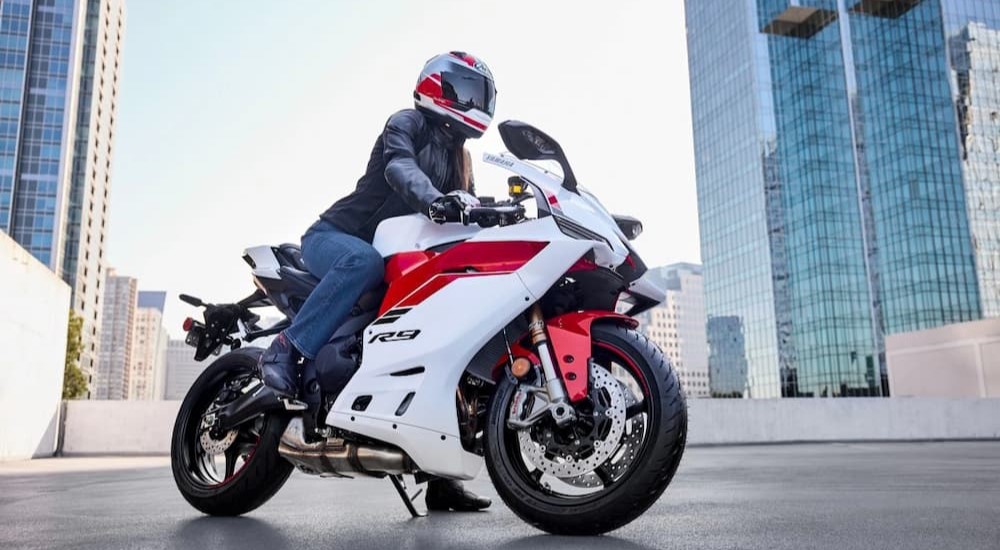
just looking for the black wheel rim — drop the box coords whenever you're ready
[178,371,267,489]
[499,339,657,504]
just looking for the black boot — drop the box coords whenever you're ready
[258,332,301,398]
[425,479,491,512]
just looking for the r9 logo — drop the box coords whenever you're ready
[368,329,422,344]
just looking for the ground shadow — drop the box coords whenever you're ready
[172,516,292,550]
[497,534,659,550]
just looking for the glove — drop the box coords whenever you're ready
[429,190,480,224]
[446,190,480,212]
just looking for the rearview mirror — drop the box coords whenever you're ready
[498,120,578,192]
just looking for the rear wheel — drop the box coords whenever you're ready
[485,324,687,535]
[171,348,294,516]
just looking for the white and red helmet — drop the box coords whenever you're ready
[414,51,496,139]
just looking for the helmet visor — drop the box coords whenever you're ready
[441,68,495,117]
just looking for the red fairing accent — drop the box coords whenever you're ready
[547,194,560,206]
[378,241,548,315]
[546,312,639,402]
[384,251,436,284]
[568,257,598,273]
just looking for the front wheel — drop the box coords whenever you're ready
[171,347,294,516]
[485,324,687,535]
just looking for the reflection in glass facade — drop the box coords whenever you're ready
[0,0,125,392]
[686,0,1000,398]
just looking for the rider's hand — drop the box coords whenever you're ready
[446,190,480,212]
[429,191,480,224]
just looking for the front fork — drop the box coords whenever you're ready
[510,305,577,428]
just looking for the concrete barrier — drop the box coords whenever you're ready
[60,397,1000,456]
[0,233,71,461]
[690,398,1000,445]
[62,401,181,455]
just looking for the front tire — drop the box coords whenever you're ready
[485,324,687,535]
[171,348,294,516]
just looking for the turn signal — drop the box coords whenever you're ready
[511,357,532,378]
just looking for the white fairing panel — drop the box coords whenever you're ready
[372,216,482,257]
[327,237,593,479]
[483,152,630,268]
[243,245,281,280]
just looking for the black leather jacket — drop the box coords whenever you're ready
[320,109,471,243]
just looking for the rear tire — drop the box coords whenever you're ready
[485,324,687,535]
[171,348,294,516]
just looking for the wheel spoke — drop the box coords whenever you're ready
[626,402,645,419]
[530,468,544,484]
[594,464,613,486]
[224,446,240,479]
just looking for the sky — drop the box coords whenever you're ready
[108,0,698,334]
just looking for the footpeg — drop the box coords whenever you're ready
[281,398,308,411]
[389,474,427,518]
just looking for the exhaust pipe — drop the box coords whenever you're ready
[278,418,415,477]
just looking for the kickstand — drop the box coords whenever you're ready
[389,474,427,518]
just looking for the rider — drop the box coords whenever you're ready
[258,51,496,511]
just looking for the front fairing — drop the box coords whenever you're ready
[483,152,633,271]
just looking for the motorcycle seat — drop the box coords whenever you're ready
[276,243,308,272]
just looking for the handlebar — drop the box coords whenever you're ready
[430,201,525,227]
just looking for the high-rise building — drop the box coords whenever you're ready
[129,290,167,400]
[636,264,710,398]
[685,0,1000,398]
[131,305,166,400]
[165,339,203,400]
[95,270,135,400]
[0,0,126,392]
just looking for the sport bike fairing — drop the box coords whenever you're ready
[327,150,658,480]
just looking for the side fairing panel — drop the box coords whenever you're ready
[326,239,592,479]
[372,215,481,257]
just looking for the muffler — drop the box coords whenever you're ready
[278,417,416,478]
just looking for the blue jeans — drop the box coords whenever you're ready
[284,219,385,359]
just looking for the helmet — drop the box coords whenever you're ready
[414,51,496,139]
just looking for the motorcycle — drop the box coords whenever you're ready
[170,120,687,535]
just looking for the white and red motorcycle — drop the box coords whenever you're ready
[171,120,687,535]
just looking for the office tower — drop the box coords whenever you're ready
[684,0,1000,397]
[164,339,203,400]
[636,264,710,398]
[129,290,166,400]
[0,0,126,392]
[94,269,135,399]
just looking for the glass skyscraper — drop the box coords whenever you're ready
[0,0,125,392]
[686,0,1000,398]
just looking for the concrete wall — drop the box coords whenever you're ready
[62,401,181,455]
[60,397,1000,455]
[887,318,1000,398]
[690,398,1000,445]
[0,233,71,461]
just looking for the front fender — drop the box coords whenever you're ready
[546,311,638,402]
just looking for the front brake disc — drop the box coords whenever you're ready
[516,362,627,479]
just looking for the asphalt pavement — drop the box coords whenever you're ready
[1,442,998,550]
